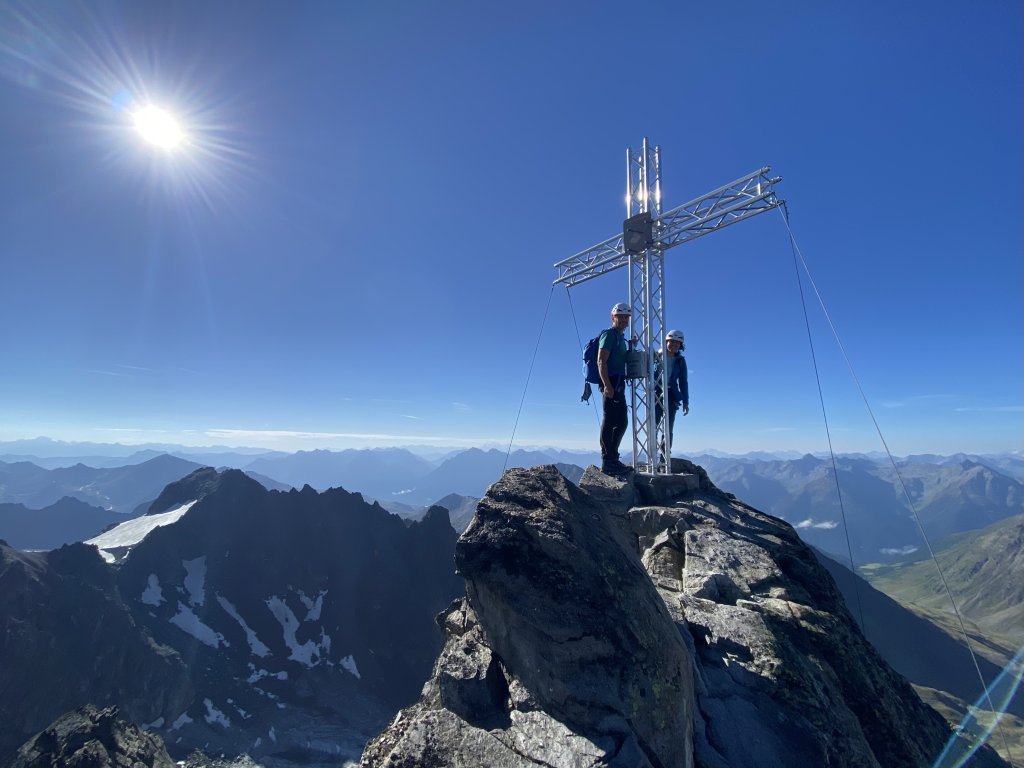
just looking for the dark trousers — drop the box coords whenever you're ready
[600,390,628,462]
[655,401,680,454]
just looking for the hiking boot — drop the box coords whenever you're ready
[604,459,633,476]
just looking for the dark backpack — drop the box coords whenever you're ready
[583,330,610,385]
[581,328,614,402]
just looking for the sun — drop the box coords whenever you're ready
[132,105,185,150]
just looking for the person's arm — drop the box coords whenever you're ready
[680,357,689,414]
[598,348,614,398]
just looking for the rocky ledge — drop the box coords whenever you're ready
[361,460,1007,768]
[11,704,176,768]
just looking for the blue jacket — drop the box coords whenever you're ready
[657,352,689,408]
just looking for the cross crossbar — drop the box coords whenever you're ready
[553,167,781,288]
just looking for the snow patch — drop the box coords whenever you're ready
[143,717,164,729]
[182,556,207,606]
[298,589,327,621]
[266,595,328,666]
[86,501,197,562]
[170,712,193,731]
[269,726,277,742]
[169,602,225,648]
[340,654,361,679]
[246,664,288,684]
[203,698,231,728]
[217,594,270,657]
[141,574,164,606]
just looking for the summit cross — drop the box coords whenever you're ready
[554,138,783,474]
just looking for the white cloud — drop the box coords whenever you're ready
[881,545,919,556]
[881,394,954,408]
[795,518,839,530]
[203,428,499,446]
[954,405,1024,413]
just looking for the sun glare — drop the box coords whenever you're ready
[133,105,185,150]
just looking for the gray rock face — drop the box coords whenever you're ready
[363,465,694,767]
[362,461,1008,768]
[11,704,176,768]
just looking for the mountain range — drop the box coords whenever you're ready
[0,467,463,766]
[4,446,1021,561]
[2,453,1018,766]
[0,454,204,513]
[694,453,1024,563]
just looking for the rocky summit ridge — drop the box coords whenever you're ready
[362,460,1007,767]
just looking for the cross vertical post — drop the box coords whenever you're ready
[626,139,670,473]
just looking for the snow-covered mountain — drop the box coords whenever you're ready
[0,468,463,766]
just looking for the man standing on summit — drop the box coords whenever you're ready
[598,303,634,476]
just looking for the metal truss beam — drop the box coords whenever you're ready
[553,167,782,289]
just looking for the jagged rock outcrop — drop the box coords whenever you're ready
[10,704,175,768]
[362,461,1008,767]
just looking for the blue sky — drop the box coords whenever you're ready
[1,0,1020,456]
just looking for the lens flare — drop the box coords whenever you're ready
[931,644,1024,767]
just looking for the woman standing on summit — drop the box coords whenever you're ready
[656,329,690,458]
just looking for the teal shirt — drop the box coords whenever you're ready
[598,328,628,378]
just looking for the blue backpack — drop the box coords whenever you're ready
[581,328,613,402]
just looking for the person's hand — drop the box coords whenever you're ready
[683,404,690,416]
[604,385,615,399]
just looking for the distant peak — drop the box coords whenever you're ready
[146,466,260,515]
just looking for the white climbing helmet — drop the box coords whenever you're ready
[665,329,685,343]
[611,303,632,316]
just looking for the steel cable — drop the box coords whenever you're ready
[778,206,1015,766]
[503,285,555,475]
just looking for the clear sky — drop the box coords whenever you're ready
[1,0,1020,456]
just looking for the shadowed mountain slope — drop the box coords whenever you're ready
[814,548,1022,719]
